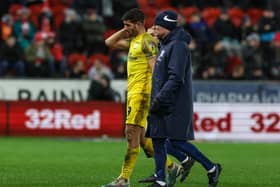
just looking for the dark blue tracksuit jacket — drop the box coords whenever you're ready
[146,27,194,140]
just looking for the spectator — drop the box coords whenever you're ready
[13,7,36,50]
[46,32,67,77]
[1,14,14,42]
[202,41,228,79]
[58,9,83,55]
[112,0,138,17]
[67,60,87,79]
[240,15,257,42]
[267,32,280,79]
[258,8,277,43]
[38,6,55,32]
[87,74,117,101]
[88,57,113,81]
[25,32,55,77]
[212,8,239,40]
[212,8,241,56]
[110,50,127,79]
[230,63,246,80]
[258,8,278,66]
[188,13,212,46]
[81,7,107,55]
[0,36,25,77]
[188,39,204,79]
[72,0,101,15]
[242,33,265,79]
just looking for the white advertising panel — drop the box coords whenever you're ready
[0,79,127,102]
[194,103,280,141]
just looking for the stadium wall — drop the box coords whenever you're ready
[0,79,280,141]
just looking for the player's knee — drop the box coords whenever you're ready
[125,127,139,148]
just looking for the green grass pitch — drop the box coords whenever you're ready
[0,137,280,187]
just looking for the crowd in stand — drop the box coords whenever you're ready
[0,0,280,80]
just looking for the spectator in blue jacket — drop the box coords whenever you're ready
[146,10,222,187]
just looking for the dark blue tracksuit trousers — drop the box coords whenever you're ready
[153,138,214,182]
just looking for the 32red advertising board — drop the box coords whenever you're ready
[8,101,124,137]
[0,101,7,135]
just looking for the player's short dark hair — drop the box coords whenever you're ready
[121,8,145,23]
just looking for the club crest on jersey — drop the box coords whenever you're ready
[133,43,139,49]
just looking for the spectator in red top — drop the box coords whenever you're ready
[46,32,67,77]
[25,32,55,77]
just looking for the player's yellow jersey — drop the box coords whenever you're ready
[127,33,158,96]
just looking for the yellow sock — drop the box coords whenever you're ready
[142,138,154,158]
[119,147,140,179]
[166,156,173,169]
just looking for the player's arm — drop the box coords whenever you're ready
[105,29,130,50]
[148,56,156,72]
[142,34,158,72]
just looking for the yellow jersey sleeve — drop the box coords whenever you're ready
[142,34,158,60]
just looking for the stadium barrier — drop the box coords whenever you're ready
[0,101,7,135]
[0,80,280,141]
[0,101,124,137]
[0,100,279,141]
[1,79,280,103]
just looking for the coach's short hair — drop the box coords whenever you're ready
[122,8,145,23]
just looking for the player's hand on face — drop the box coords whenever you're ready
[120,28,130,38]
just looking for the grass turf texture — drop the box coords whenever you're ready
[0,137,279,187]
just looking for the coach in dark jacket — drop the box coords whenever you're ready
[146,10,221,187]
[147,18,194,141]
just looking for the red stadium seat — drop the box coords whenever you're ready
[180,6,200,23]
[89,53,111,68]
[158,6,178,14]
[141,7,158,28]
[67,53,87,68]
[154,0,170,8]
[145,16,154,28]
[9,4,24,19]
[137,0,149,9]
[142,7,157,18]
[226,55,241,74]
[48,0,73,7]
[228,7,244,27]
[247,8,263,25]
[202,8,221,27]
[50,5,66,29]
[29,4,44,28]
[103,29,117,40]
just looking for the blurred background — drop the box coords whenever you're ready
[0,0,280,140]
